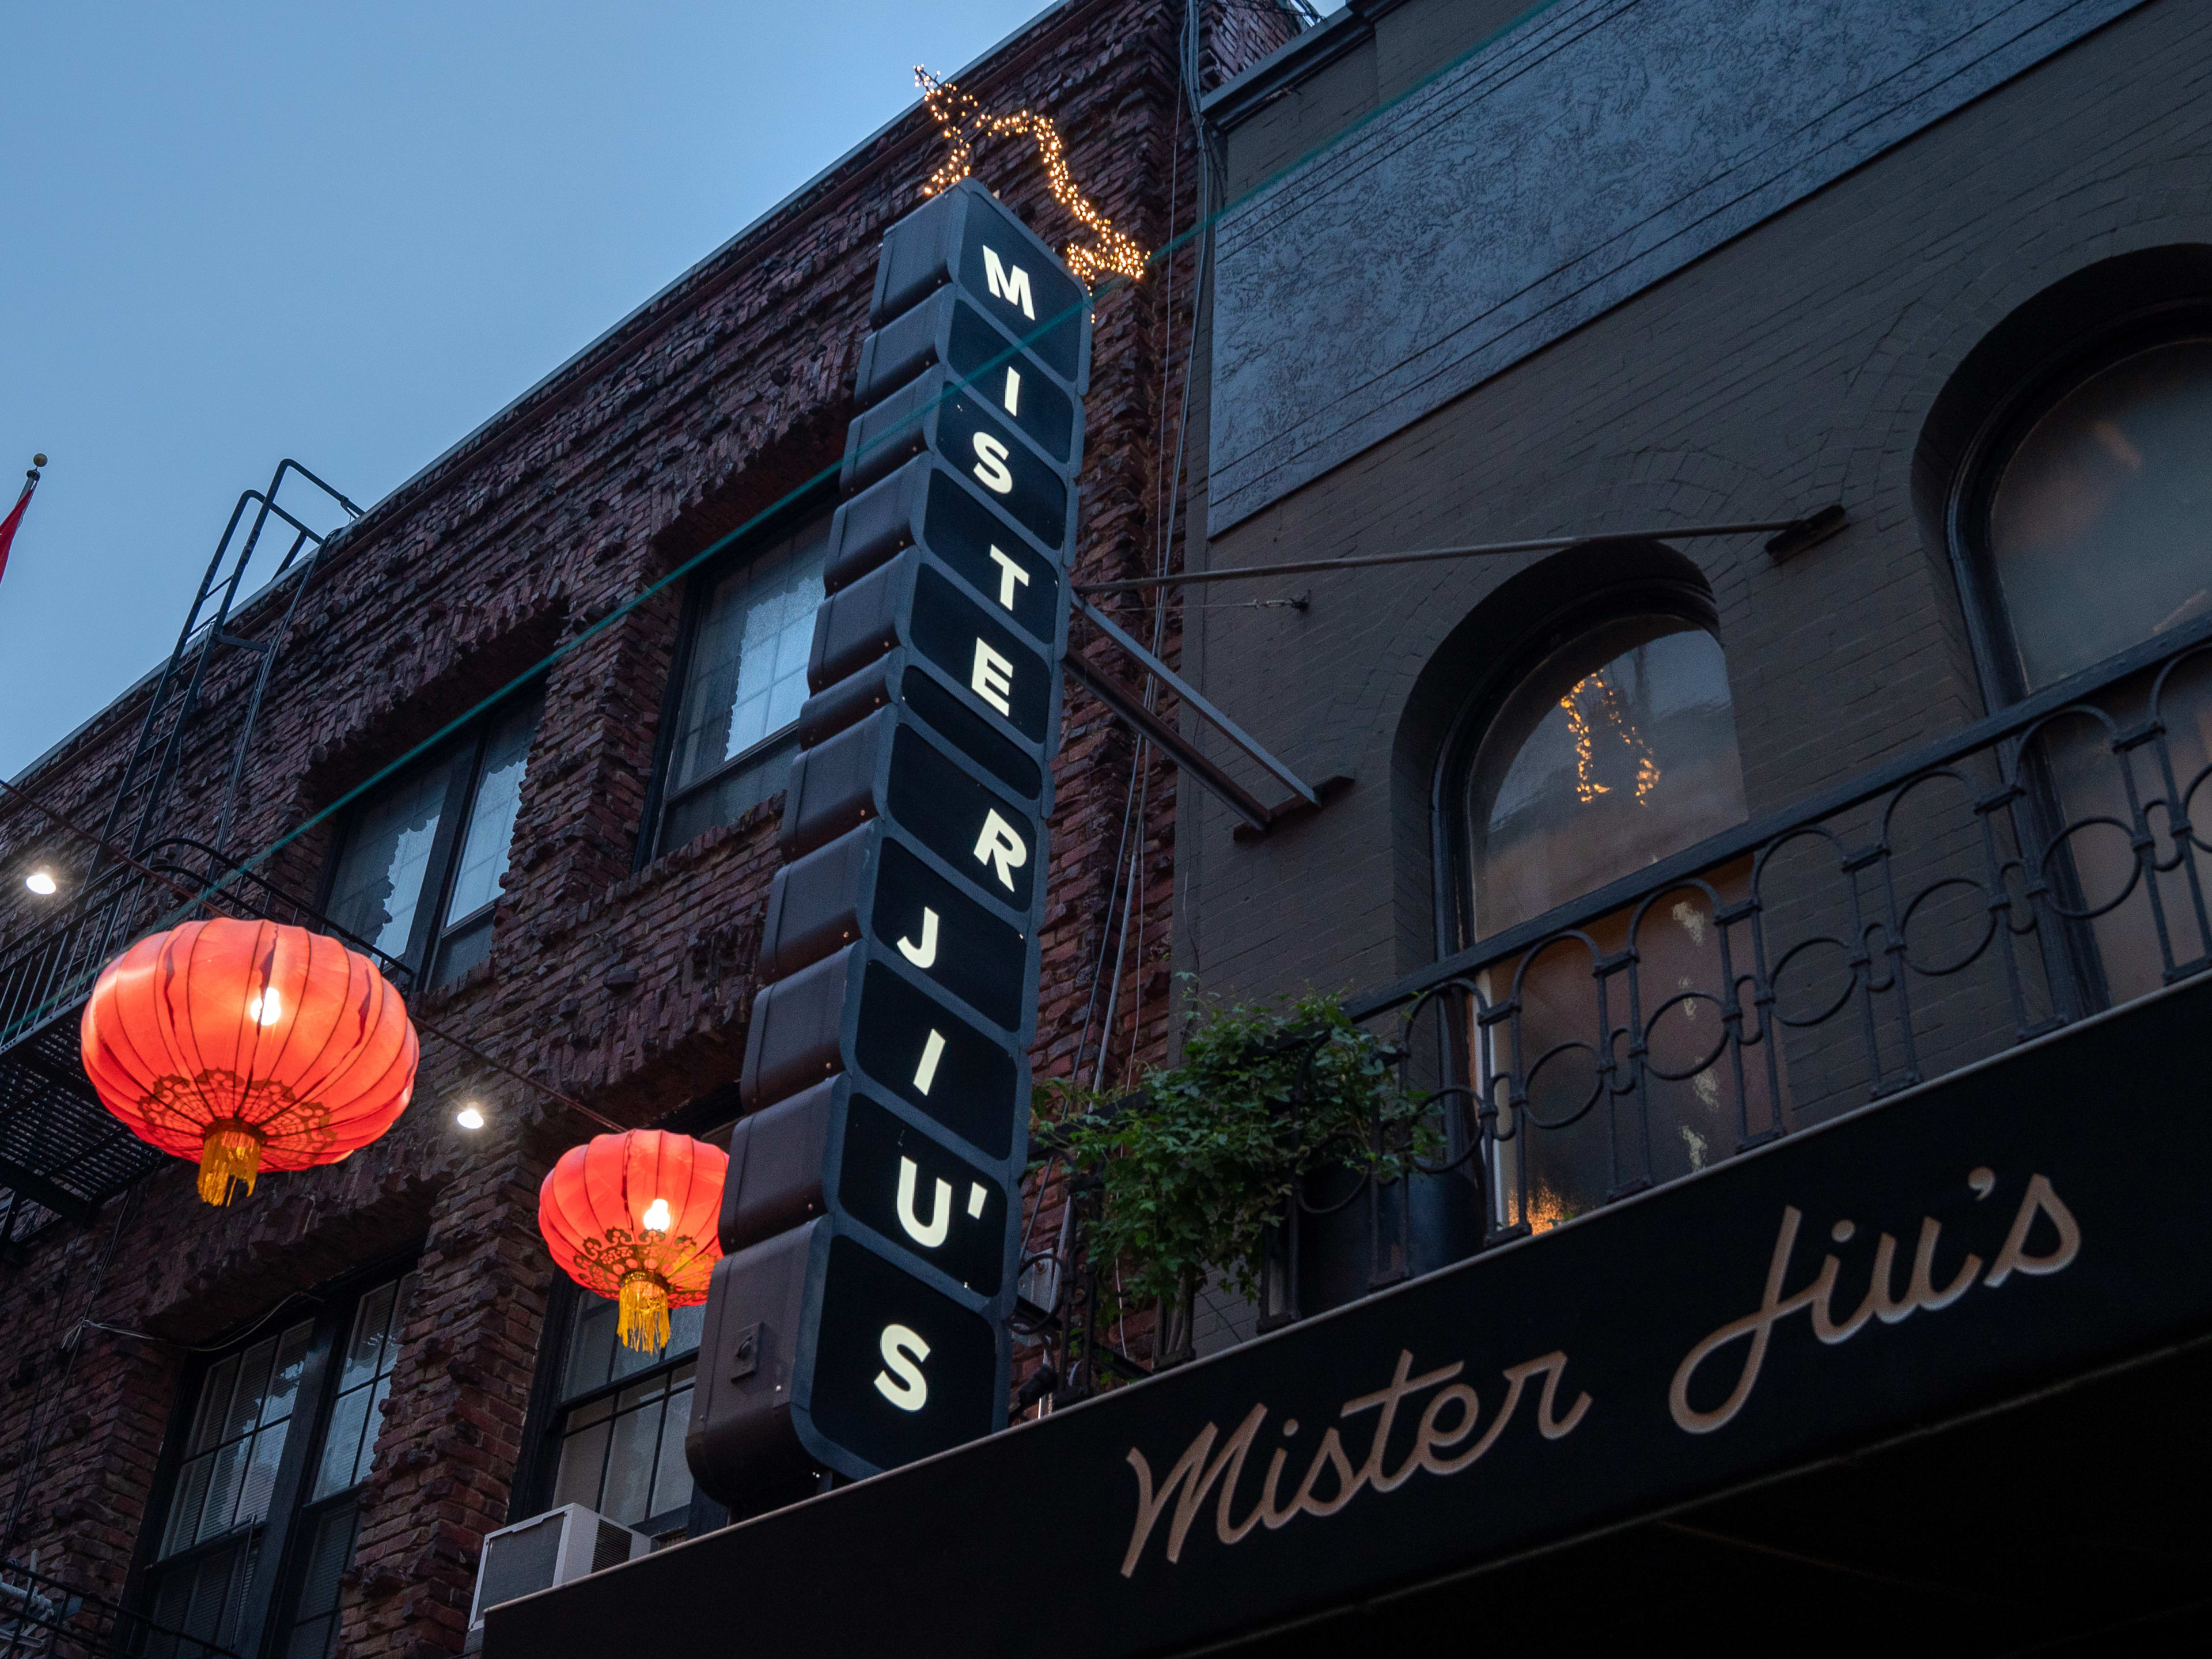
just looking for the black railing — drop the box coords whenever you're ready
[1277,618,2212,1304]
[0,1562,238,1659]
[0,836,412,1054]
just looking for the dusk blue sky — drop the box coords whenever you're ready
[0,0,1052,780]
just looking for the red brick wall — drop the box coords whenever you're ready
[0,1,1298,1652]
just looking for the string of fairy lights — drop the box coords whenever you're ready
[1560,671,1661,805]
[916,67,1150,286]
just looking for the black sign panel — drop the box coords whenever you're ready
[805,1233,1003,1472]
[953,214,1086,382]
[922,467,1060,641]
[851,960,1020,1157]
[887,723,1042,912]
[869,838,1029,1031]
[947,300,1077,461]
[937,389,1069,546]
[833,1089,1010,1297]
[907,565,1052,744]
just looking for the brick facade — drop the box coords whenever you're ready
[0,2,1298,1652]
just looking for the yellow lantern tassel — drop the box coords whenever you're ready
[618,1272,672,1353]
[198,1122,264,1206]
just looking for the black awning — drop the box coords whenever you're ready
[487,970,2212,1659]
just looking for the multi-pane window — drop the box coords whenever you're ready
[1965,328,2212,1007]
[324,694,540,988]
[547,1296,703,1533]
[655,512,830,854]
[146,1320,317,1652]
[1450,605,1758,1230]
[312,1276,412,1499]
[139,1272,416,1659]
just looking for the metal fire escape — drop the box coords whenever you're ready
[0,462,399,1256]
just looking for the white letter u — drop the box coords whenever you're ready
[897,1157,953,1248]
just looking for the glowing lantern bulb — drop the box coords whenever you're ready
[246,988,283,1027]
[641,1197,672,1233]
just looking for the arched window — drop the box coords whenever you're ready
[1441,584,1763,1235]
[1975,334,2212,695]
[1461,612,1748,940]
[1948,307,2212,1009]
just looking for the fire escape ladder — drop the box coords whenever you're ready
[0,462,366,1258]
[93,459,362,874]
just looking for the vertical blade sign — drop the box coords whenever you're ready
[685,180,1091,1511]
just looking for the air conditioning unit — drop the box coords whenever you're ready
[468,1505,650,1635]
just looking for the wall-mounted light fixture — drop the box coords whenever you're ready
[24,869,57,896]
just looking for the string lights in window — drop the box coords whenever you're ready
[1560,671,1661,804]
[916,67,1149,287]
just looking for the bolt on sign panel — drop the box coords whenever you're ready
[687,180,1091,1506]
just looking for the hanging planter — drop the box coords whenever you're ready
[538,1129,726,1353]
[80,917,419,1205]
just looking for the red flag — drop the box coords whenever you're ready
[0,461,41,588]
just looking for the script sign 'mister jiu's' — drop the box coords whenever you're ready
[685,181,1092,1506]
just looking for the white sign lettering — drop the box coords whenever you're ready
[987,547,1031,611]
[897,907,940,969]
[972,810,1028,891]
[913,1029,947,1094]
[1002,365,1022,416]
[896,1157,953,1248]
[873,1324,931,1411]
[971,433,1014,495]
[1669,1169,2082,1434]
[983,247,1035,319]
[971,640,1016,717]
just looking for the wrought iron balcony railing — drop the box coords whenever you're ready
[1282,615,2212,1306]
[0,1559,240,1659]
[0,838,410,1250]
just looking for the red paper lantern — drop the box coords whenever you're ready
[538,1130,726,1353]
[81,917,419,1206]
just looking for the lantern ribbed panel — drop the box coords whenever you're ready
[537,1130,727,1307]
[79,918,419,1196]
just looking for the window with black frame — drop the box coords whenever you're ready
[1956,323,2212,1007]
[1442,595,1760,1232]
[323,692,540,990]
[652,509,831,857]
[543,1294,703,1535]
[138,1271,415,1659]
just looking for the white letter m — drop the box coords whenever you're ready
[983,247,1035,320]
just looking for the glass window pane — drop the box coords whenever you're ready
[222,1340,276,1442]
[552,1414,612,1512]
[327,756,459,959]
[1465,619,1747,938]
[564,1300,616,1399]
[445,700,540,925]
[189,1357,241,1456]
[350,1373,395,1488]
[1989,338,2212,689]
[339,1283,395,1392]
[600,1399,661,1526]
[649,1378,694,1519]
[162,1453,215,1558]
[262,1323,314,1427]
[195,1434,251,1544]
[312,1384,370,1502]
[236,1423,287,1527]
[669,517,830,795]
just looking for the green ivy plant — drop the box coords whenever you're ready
[1035,982,1435,1321]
